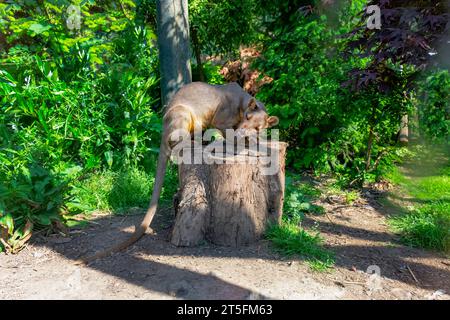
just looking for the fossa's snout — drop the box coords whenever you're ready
[238,98,279,133]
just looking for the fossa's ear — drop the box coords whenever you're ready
[267,116,279,128]
[247,98,257,110]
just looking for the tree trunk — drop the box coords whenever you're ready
[156,0,192,107]
[191,26,205,82]
[171,141,287,247]
[398,114,409,146]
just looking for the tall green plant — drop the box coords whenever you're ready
[0,1,163,251]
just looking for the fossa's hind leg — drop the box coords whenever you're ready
[163,106,194,150]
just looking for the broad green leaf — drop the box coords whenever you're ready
[0,213,14,235]
[29,23,51,35]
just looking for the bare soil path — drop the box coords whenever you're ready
[1,191,449,300]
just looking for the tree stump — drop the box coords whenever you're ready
[170,140,287,247]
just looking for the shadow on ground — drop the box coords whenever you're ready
[31,197,450,299]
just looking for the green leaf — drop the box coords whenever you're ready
[104,151,114,168]
[29,23,52,35]
[36,214,52,226]
[0,213,15,235]
[0,69,17,87]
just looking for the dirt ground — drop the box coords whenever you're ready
[1,189,449,300]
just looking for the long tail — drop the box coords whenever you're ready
[75,148,169,265]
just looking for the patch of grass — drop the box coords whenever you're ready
[440,166,450,176]
[285,174,321,197]
[108,167,154,211]
[387,145,450,253]
[266,222,335,272]
[70,171,115,212]
[408,175,450,202]
[160,163,179,205]
[70,161,178,214]
[270,175,333,271]
[344,190,359,205]
[383,166,407,185]
[294,181,321,198]
[323,183,360,205]
[307,259,334,272]
[390,202,450,252]
[64,219,89,228]
[71,165,178,214]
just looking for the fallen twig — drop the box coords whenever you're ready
[341,280,366,285]
[328,277,366,286]
[406,264,419,284]
[325,212,334,224]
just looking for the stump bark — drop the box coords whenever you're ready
[170,140,287,247]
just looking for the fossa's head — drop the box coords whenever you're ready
[238,98,279,133]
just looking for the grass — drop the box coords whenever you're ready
[408,175,450,201]
[383,166,407,185]
[266,174,334,272]
[70,164,178,215]
[71,171,116,212]
[266,222,335,272]
[318,178,362,205]
[390,202,450,251]
[386,145,450,253]
[70,168,153,213]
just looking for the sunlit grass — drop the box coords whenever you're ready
[71,168,153,213]
[266,222,335,272]
[408,175,450,201]
[383,166,407,185]
[390,202,450,252]
[69,157,179,215]
[322,183,360,205]
[387,146,450,253]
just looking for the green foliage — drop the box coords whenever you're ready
[255,3,416,185]
[0,211,33,254]
[202,62,225,85]
[323,183,361,205]
[284,175,324,223]
[0,1,163,250]
[0,164,70,228]
[70,170,115,213]
[410,176,450,201]
[189,0,258,57]
[1,0,449,257]
[253,13,370,179]
[70,163,177,215]
[417,70,450,142]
